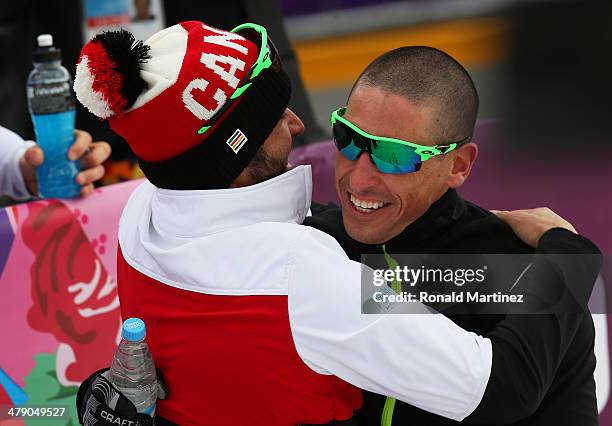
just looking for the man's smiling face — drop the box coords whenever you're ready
[335,85,455,245]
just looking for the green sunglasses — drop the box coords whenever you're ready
[331,107,471,174]
[197,23,281,135]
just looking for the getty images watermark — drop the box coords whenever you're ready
[360,253,605,315]
[371,263,524,304]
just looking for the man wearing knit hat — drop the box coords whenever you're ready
[74,21,292,190]
[73,22,600,426]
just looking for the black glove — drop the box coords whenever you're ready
[76,368,168,426]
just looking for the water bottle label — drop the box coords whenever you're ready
[32,109,81,198]
[27,82,75,115]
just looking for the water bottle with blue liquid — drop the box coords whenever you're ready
[109,318,158,416]
[27,34,81,198]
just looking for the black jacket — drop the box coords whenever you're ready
[305,189,601,426]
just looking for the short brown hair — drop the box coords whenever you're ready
[352,46,479,143]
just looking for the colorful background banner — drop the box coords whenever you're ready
[0,180,140,425]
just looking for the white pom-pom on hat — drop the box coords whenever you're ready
[74,29,151,119]
[74,56,115,119]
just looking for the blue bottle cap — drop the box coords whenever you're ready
[122,318,146,342]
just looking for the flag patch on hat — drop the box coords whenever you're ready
[226,129,248,154]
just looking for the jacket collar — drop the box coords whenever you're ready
[150,165,312,238]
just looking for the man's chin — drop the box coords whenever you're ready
[347,228,388,245]
[342,214,390,245]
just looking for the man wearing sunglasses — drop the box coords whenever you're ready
[73,22,600,426]
[306,47,600,426]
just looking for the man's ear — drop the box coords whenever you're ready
[446,142,478,188]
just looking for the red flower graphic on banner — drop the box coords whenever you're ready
[21,200,120,384]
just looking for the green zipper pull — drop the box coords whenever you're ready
[380,244,399,425]
[381,396,397,426]
[382,244,402,293]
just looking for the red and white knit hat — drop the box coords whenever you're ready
[74,21,291,189]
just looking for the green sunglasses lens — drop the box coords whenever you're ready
[332,119,422,173]
[340,142,362,161]
[370,141,422,173]
[333,119,368,161]
[332,117,354,150]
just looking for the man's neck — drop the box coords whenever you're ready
[384,189,464,252]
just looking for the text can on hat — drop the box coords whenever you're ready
[74,21,291,189]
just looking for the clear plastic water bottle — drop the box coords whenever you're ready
[26,34,81,199]
[109,318,158,416]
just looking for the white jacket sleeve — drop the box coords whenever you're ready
[0,126,36,200]
[287,227,492,421]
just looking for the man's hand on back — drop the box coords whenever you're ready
[491,207,577,247]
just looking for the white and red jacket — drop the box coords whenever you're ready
[117,165,492,426]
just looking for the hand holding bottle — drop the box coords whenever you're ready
[19,129,111,197]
